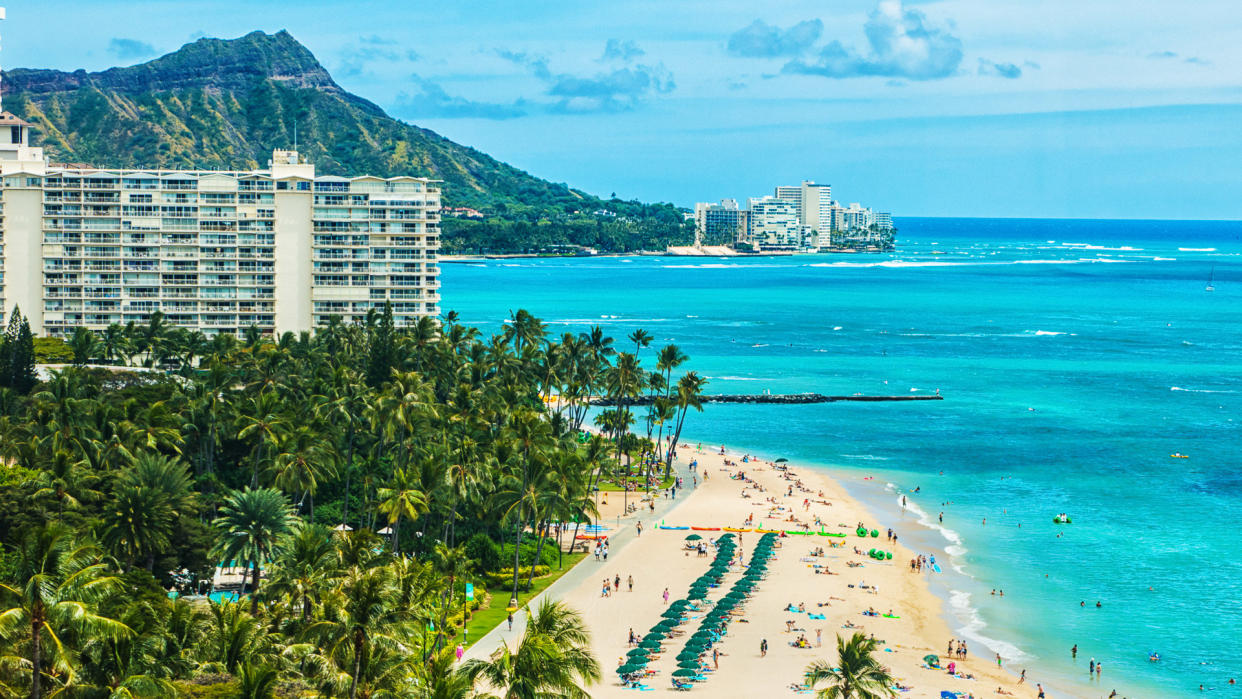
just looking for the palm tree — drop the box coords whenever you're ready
[236,392,290,488]
[804,632,898,699]
[0,524,133,699]
[264,523,338,622]
[376,467,428,555]
[102,483,176,572]
[211,487,298,614]
[666,371,706,471]
[200,599,274,674]
[461,598,600,699]
[236,662,280,699]
[302,564,417,699]
[417,649,475,699]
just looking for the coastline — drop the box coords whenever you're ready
[503,437,1057,698]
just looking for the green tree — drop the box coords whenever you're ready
[462,598,600,699]
[804,632,898,699]
[211,488,298,614]
[0,524,133,699]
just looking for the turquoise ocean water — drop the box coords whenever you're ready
[442,218,1242,698]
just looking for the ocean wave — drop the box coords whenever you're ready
[704,375,764,381]
[1178,247,1216,252]
[1061,243,1143,251]
[1033,330,1065,336]
[950,591,1032,662]
[1171,386,1236,394]
[806,258,1128,269]
[842,454,891,461]
[833,326,844,331]
[1153,257,1176,261]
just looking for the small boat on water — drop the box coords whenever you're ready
[1206,264,1215,292]
[1170,453,1189,459]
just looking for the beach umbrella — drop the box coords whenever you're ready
[685,534,703,541]
[661,609,683,619]
[673,669,699,677]
[645,631,666,641]
[687,589,706,599]
[775,458,789,463]
[617,663,645,674]
[923,654,941,667]
[628,648,650,657]
[678,660,702,669]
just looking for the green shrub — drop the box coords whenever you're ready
[482,565,550,588]
[464,532,501,572]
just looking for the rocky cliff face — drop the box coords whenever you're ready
[0,31,581,212]
[5,31,342,96]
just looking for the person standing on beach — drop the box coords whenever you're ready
[1072,644,1078,658]
[637,520,643,536]
[816,628,822,647]
[663,587,670,604]
[761,639,768,657]
[628,574,634,592]
[1090,658,1095,674]
[996,653,1002,668]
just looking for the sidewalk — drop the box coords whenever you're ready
[460,455,700,662]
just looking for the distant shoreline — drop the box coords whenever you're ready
[439,248,886,262]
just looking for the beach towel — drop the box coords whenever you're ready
[808,613,826,620]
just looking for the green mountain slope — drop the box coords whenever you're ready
[1,30,690,252]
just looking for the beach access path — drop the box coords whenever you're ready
[461,457,700,662]
[466,440,1047,698]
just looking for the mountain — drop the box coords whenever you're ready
[0,31,691,252]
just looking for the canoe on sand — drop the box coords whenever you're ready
[691,527,721,531]
[723,527,752,532]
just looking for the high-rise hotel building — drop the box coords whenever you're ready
[0,118,441,338]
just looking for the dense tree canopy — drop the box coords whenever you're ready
[0,309,704,697]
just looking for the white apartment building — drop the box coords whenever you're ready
[0,117,441,338]
[746,197,801,251]
[693,199,746,246]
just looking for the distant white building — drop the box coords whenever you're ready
[746,197,801,251]
[693,199,745,246]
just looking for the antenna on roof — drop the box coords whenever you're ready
[0,6,7,113]
[293,120,298,152]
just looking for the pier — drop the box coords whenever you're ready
[589,393,943,406]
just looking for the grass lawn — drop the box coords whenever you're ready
[597,470,675,492]
[450,552,588,650]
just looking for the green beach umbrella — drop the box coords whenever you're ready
[628,648,650,657]
[617,664,645,674]
[685,533,703,541]
[640,639,662,649]
[673,669,699,678]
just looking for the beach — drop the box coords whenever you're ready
[500,441,1044,698]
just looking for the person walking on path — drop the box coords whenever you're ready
[637,520,643,536]
[455,644,464,662]
[760,639,768,657]
[507,612,513,631]
[662,587,670,604]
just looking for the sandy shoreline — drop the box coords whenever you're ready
[548,442,1052,698]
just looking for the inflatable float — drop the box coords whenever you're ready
[818,532,846,537]
[659,525,690,530]
[1052,515,1073,524]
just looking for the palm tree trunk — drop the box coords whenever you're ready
[349,629,364,699]
[29,613,42,699]
[250,559,262,615]
[527,519,549,589]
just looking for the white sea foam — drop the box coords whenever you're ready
[705,375,763,381]
[1153,257,1176,261]
[806,258,1128,270]
[949,591,1032,662]
[1171,386,1236,394]
[833,326,844,331]
[842,454,891,461]
[1033,330,1065,336]
[1178,247,1216,252]
[1061,243,1143,251]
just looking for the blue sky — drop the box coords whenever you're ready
[4,0,1241,219]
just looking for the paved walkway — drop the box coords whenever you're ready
[461,458,700,662]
